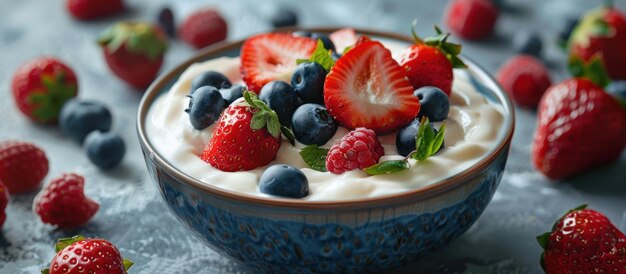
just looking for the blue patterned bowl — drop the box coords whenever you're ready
[137,29,515,273]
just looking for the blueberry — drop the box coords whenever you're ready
[513,31,542,57]
[414,86,450,122]
[60,99,112,143]
[558,17,580,42]
[271,7,298,28]
[190,71,232,94]
[292,31,312,38]
[292,104,337,145]
[219,84,245,105]
[158,6,176,38]
[607,81,626,100]
[84,131,125,169]
[291,62,326,104]
[311,33,335,52]
[259,81,301,126]
[185,86,225,130]
[259,164,309,198]
[396,119,444,157]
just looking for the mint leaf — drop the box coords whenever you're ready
[281,125,295,146]
[363,160,408,175]
[412,117,445,161]
[297,40,335,71]
[300,145,329,172]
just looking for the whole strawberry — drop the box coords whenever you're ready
[66,0,124,21]
[34,173,99,228]
[179,8,228,49]
[98,22,168,90]
[43,235,133,274]
[0,140,49,194]
[0,180,8,228]
[201,91,284,171]
[11,57,78,123]
[537,205,626,273]
[399,25,467,96]
[532,58,626,179]
[496,55,552,108]
[569,4,626,80]
[445,0,499,40]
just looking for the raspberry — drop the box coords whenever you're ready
[0,140,49,194]
[326,128,385,174]
[34,173,99,228]
[0,180,8,228]
[497,55,552,108]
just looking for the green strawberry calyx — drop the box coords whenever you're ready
[364,117,446,175]
[41,235,133,274]
[98,21,168,60]
[28,71,77,123]
[568,54,611,88]
[242,91,295,145]
[536,204,588,271]
[569,8,616,49]
[411,20,467,69]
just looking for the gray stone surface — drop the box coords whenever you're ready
[1,0,625,273]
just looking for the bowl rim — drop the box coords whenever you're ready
[137,27,515,210]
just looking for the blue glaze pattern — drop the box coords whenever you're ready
[142,148,508,273]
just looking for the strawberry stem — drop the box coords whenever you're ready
[410,19,424,44]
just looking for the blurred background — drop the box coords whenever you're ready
[1,0,626,273]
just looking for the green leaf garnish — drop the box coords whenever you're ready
[281,125,295,146]
[567,54,610,88]
[363,160,409,175]
[299,145,329,172]
[363,118,446,176]
[41,269,49,274]
[296,39,335,72]
[411,22,466,69]
[413,117,446,161]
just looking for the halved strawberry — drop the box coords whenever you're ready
[329,28,358,53]
[324,40,419,134]
[240,33,317,93]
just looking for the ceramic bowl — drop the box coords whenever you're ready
[136,28,515,274]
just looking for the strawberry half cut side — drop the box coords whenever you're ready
[324,40,419,134]
[240,33,317,93]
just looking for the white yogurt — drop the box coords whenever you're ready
[146,51,505,201]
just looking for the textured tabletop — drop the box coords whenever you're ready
[1,0,626,273]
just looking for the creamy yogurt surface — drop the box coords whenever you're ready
[146,43,505,201]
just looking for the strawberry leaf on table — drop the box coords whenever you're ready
[299,145,329,172]
[296,39,335,71]
[568,54,611,88]
[123,258,134,271]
